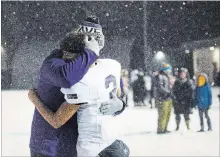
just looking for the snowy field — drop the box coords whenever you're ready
[2,88,220,156]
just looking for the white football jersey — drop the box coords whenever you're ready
[61,59,121,156]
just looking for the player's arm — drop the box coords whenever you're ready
[45,35,99,88]
[28,89,80,129]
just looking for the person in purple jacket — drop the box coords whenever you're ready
[29,16,127,157]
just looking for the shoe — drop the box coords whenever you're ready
[164,129,171,133]
[197,129,204,132]
[176,126,179,131]
[208,128,212,131]
[157,131,165,134]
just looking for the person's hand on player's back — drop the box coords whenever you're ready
[84,35,100,56]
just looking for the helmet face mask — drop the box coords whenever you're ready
[77,25,105,50]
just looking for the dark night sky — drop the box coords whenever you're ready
[147,1,220,50]
[1,1,220,52]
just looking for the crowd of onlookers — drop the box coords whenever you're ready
[120,63,220,134]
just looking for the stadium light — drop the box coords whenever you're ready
[185,50,190,53]
[210,47,215,51]
[155,51,165,60]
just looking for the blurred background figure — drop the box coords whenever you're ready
[149,70,159,108]
[212,62,218,86]
[143,71,152,106]
[1,46,12,89]
[173,67,179,78]
[154,63,173,134]
[172,68,195,131]
[130,69,139,84]
[195,73,212,132]
[131,71,147,106]
[121,69,130,105]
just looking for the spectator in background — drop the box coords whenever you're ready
[1,47,12,89]
[216,71,220,102]
[215,70,220,86]
[132,71,147,106]
[173,68,194,130]
[195,73,212,132]
[174,67,179,78]
[143,71,152,106]
[149,70,159,108]
[155,63,173,134]
[121,69,130,105]
[130,69,139,84]
[212,62,218,86]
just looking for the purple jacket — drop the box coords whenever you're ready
[30,49,98,157]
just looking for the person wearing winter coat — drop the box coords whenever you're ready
[132,71,147,106]
[195,73,212,132]
[155,63,174,134]
[121,69,130,105]
[150,70,159,108]
[173,68,194,130]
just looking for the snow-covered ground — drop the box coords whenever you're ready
[2,88,219,156]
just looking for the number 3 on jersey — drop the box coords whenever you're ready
[105,75,117,98]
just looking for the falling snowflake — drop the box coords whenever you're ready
[12,12,16,15]
[25,36,28,39]
[36,13,39,18]
[166,9,169,12]
[37,3,40,6]
[106,13,109,17]
[125,26,128,28]
[183,2,186,5]
[4,42,7,45]
[139,8,143,10]
[39,26,43,30]
[4,15,7,18]
[180,7,183,10]
[171,8,174,11]
[205,32,208,35]
[160,5,162,8]
[125,4,128,7]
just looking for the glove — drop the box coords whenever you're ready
[84,35,100,56]
[99,93,123,115]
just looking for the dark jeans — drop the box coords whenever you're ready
[199,109,212,129]
[176,113,190,122]
[31,140,130,157]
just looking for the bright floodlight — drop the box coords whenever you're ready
[155,51,165,60]
[185,50,190,53]
[210,47,215,51]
